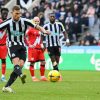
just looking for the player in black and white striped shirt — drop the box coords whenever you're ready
[43,13,69,81]
[0,5,50,93]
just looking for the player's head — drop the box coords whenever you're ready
[33,16,40,25]
[49,13,55,24]
[12,5,21,21]
[0,7,9,20]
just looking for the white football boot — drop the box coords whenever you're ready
[2,87,14,93]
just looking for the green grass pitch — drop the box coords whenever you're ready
[0,70,100,100]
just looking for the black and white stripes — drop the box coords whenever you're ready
[0,17,36,47]
[43,21,65,47]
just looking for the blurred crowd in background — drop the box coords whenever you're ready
[0,0,100,46]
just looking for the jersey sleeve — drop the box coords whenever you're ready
[59,22,65,32]
[26,28,31,36]
[25,28,31,46]
[43,24,48,30]
[0,20,9,30]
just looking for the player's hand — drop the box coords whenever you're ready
[65,42,70,46]
[41,44,45,52]
[44,30,51,35]
[65,39,70,46]
[42,47,46,52]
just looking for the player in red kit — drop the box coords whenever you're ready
[26,17,49,81]
[0,8,9,82]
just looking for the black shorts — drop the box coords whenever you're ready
[8,45,27,62]
[47,46,61,57]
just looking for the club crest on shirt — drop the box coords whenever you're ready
[11,53,15,57]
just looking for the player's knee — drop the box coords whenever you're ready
[20,60,25,67]
[1,59,6,64]
[20,63,24,67]
[50,56,56,62]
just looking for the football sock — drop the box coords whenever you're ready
[1,63,6,76]
[5,72,18,87]
[29,65,34,77]
[40,65,45,76]
[14,65,22,77]
[5,65,22,87]
[53,65,59,71]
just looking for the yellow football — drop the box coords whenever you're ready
[48,70,60,82]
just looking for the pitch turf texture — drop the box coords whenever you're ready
[0,70,100,100]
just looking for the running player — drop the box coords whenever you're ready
[0,5,50,93]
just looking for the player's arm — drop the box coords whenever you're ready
[36,25,50,35]
[0,30,6,39]
[60,22,70,45]
[40,34,46,51]
[24,18,50,35]
[25,28,31,47]
[0,20,9,30]
[63,31,70,44]
[0,20,9,39]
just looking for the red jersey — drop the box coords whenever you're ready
[26,27,43,49]
[0,19,7,45]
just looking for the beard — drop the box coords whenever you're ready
[50,19,55,24]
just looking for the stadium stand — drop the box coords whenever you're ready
[1,0,100,46]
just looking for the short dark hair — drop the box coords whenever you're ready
[1,7,9,13]
[12,5,20,11]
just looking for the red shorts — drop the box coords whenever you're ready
[28,48,45,62]
[0,45,8,59]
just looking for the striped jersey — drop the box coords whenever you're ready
[43,21,65,47]
[0,17,36,47]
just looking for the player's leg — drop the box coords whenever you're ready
[29,62,39,81]
[2,46,26,92]
[28,48,39,81]
[55,47,62,81]
[47,47,59,71]
[5,57,21,88]
[19,59,26,84]
[55,55,62,81]
[3,57,20,93]
[39,50,47,81]
[4,60,26,91]
[40,61,45,77]
[18,47,27,83]
[28,48,35,79]
[29,62,35,77]
[50,55,59,71]
[54,46,61,70]
[40,61,47,81]
[0,45,7,82]
[1,59,7,82]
